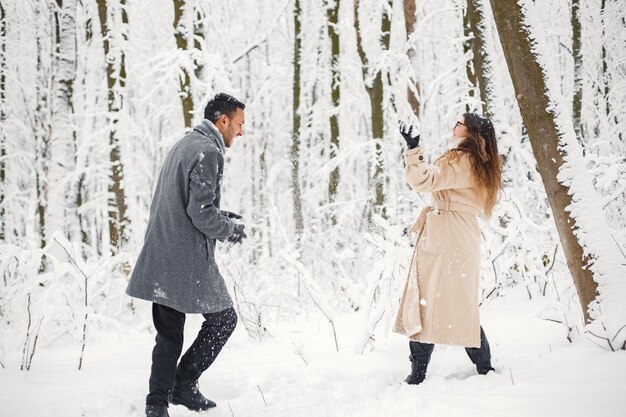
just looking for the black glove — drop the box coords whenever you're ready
[221,210,243,220]
[227,223,247,245]
[399,122,420,149]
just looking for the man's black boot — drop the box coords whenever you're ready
[404,353,429,385]
[145,404,169,417]
[170,380,216,411]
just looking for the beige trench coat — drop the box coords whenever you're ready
[394,146,483,348]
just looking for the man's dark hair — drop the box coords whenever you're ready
[204,93,246,123]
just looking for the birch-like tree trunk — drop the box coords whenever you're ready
[571,0,583,145]
[34,2,53,254]
[291,0,304,236]
[327,0,340,204]
[598,0,617,140]
[462,3,477,112]
[600,0,609,119]
[73,1,94,252]
[173,0,194,129]
[0,1,6,241]
[490,0,601,323]
[354,0,391,216]
[259,139,270,255]
[97,0,129,253]
[465,0,494,118]
[403,0,420,118]
[49,0,79,244]
[192,6,204,86]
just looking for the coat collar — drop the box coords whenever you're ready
[194,120,226,154]
[448,137,464,150]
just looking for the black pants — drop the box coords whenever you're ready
[409,326,492,370]
[146,303,237,406]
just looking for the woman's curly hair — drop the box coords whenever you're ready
[447,113,503,216]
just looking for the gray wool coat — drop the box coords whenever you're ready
[126,120,236,314]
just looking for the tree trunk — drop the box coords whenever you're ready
[489,0,597,322]
[571,0,583,145]
[291,0,304,236]
[74,1,94,252]
[259,140,270,256]
[34,2,52,254]
[598,0,619,143]
[327,0,340,205]
[403,0,420,118]
[0,1,6,241]
[600,0,609,119]
[50,0,79,244]
[97,0,129,253]
[354,0,391,216]
[192,6,205,84]
[463,3,477,112]
[466,0,494,118]
[173,0,194,129]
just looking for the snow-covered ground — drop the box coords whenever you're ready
[2,290,625,417]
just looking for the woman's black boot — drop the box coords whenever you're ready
[404,341,435,385]
[465,326,495,375]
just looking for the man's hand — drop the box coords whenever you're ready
[221,210,243,220]
[227,223,247,245]
[399,122,420,149]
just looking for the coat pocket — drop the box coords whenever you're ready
[205,237,215,261]
[420,211,447,254]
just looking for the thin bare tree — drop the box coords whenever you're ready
[571,0,583,145]
[0,0,6,241]
[403,0,420,118]
[327,0,341,205]
[600,0,610,120]
[50,0,80,245]
[173,0,194,128]
[75,0,95,251]
[96,0,129,252]
[464,0,494,118]
[354,0,392,216]
[291,0,304,236]
[33,1,53,255]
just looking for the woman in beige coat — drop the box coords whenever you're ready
[394,113,502,385]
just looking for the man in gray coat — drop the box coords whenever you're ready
[127,93,247,417]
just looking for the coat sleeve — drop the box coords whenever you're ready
[186,151,235,240]
[404,147,474,193]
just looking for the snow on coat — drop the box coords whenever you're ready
[126,120,236,314]
[394,146,483,348]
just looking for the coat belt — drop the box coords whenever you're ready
[408,200,479,238]
[430,200,479,215]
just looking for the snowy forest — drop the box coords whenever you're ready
[1,0,625,416]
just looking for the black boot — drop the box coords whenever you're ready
[170,380,216,411]
[145,404,169,417]
[465,326,495,375]
[476,364,495,375]
[404,354,429,385]
[404,341,434,385]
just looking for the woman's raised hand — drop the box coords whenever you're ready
[399,122,421,149]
